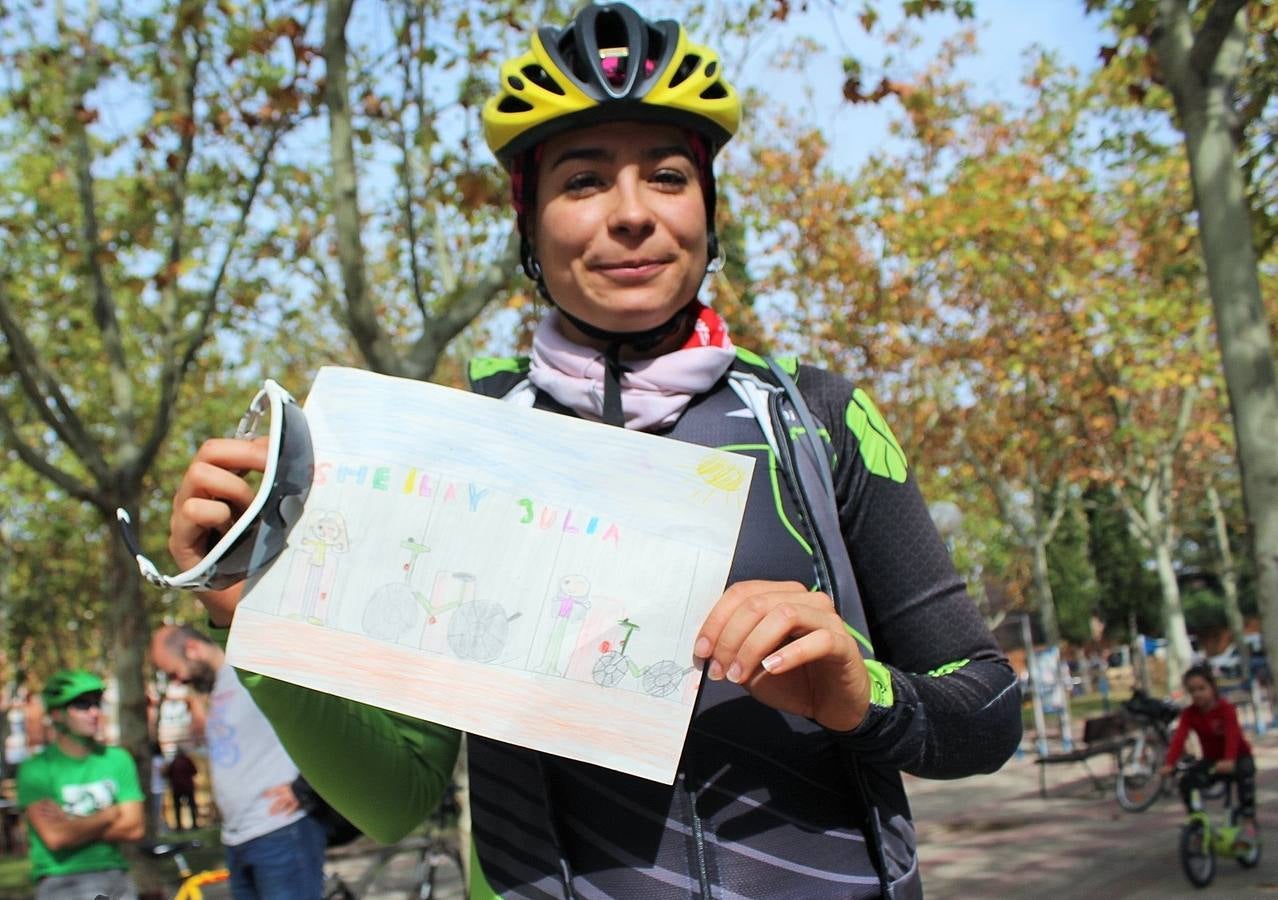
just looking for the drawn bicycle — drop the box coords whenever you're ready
[592,617,693,697]
[362,537,519,662]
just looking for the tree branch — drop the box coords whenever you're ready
[326,0,402,375]
[1153,0,1195,90]
[405,229,520,380]
[0,286,109,482]
[394,1,429,320]
[0,401,105,509]
[157,10,205,379]
[1189,0,1249,77]
[133,121,288,481]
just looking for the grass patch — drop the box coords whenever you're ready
[0,854,31,900]
[0,827,227,898]
[1022,691,1130,735]
[127,826,227,895]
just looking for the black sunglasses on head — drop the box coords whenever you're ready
[116,380,314,592]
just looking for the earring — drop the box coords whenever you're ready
[528,257,543,280]
[705,252,725,275]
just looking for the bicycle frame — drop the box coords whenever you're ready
[1185,807,1244,855]
[1179,775,1261,888]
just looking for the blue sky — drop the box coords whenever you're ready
[727,0,1111,173]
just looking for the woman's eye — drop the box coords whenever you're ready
[564,172,603,193]
[653,168,689,187]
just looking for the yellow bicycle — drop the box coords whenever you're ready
[145,839,230,900]
[147,837,356,899]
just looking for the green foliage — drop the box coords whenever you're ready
[1084,485,1161,637]
[1047,498,1102,645]
[0,853,31,899]
[1181,586,1228,634]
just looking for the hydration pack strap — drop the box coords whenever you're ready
[762,357,894,900]
[747,358,874,660]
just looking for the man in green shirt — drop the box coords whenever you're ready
[17,669,145,899]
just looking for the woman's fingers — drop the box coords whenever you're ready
[163,437,269,626]
[696,580,840,682]
[721,598,844,684]
[696,581,807,652]
[167,438,268,569]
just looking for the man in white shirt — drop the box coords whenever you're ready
[150,625,326,899]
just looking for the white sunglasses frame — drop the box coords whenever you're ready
[116,379,312,592]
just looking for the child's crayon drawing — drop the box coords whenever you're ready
[229,366,753,784]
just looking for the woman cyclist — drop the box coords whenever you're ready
[163,4,1021,897]
[1160,665,1258,834]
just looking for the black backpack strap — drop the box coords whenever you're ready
[763,357,874,661]
[765,357,896,900]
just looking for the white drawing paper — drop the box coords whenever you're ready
[227,365,754,783]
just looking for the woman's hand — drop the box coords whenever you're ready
[1215,758,1236,775]
[168,437,268,627]
[694,580,870,732]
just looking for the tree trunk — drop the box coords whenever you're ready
[1157,0,1278,694]
[1208,484,1249,674]
[1145,482,1193,692]
[1153,537,1193,692]
[105,503,151,815]
[1031,539,1062,648]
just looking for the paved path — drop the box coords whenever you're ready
[909,728,1278,899]
[327,729,1278,898]
[326,834,464,899]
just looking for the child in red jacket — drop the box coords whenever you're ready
[1159,665,1257,830]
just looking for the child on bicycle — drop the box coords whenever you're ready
[1159,665,1257,832]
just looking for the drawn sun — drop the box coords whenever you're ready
[686,452,751,507]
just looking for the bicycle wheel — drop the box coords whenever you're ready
[1179,820,1215,888]
[1231,811,1262,869]
[1116,737,1165,812]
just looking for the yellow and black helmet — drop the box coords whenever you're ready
[483,2,741,167]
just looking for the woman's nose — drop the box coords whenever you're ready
[607,174,656,236]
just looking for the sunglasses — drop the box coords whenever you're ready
[116,379,313,592]
[67,694,103,711]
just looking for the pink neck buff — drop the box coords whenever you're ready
[528,303,737,430]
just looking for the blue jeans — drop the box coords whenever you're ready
[224,815,327,899]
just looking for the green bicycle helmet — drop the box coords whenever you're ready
[41,669,105,710]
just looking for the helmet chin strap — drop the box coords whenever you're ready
[554,300,698,427]
[52,717,97,750]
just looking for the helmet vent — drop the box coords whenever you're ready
[522,64,565,96]
[668,54,700,88]
[700,82,727,100]
[499,96,534,113]
[594,9,630,53]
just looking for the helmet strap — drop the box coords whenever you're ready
[601,340,627,427]
[51,716,97,752]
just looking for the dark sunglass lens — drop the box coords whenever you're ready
[204,397,313,591]
[69,694,103,710]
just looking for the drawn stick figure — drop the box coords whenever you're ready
[537,575,591,675]
[281,510,348,624]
